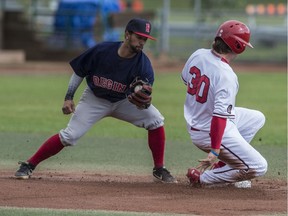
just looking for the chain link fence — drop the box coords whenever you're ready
[1,0,287,64]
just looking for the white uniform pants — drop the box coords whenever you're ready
[60,87,164,146]
[188,107,268,184]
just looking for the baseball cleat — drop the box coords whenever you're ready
[186,167,201,186]
[15,161,35,179]
[153,167,178,183]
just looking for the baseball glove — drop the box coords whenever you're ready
[128,78,152,109]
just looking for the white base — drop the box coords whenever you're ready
[234,180,252,188]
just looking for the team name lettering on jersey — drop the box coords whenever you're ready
[93,76,127,92]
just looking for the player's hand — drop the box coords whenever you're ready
[198,150,219,172]
[62,100,75,115]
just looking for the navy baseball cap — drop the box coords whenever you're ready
[125,18,156,40]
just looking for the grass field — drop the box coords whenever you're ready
[0,71,287,215]
[0,207,186,216]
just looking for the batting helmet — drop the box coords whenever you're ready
[215,20,253,54]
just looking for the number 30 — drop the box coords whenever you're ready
[187,66,210,103]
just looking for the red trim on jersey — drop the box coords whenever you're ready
[211,50,229,64]
[213,112,235,119]
[210,116,227,149]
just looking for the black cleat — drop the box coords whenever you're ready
[153,167,177,183]
[15,161,35,179]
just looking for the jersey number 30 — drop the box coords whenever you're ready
[188,66,210,103]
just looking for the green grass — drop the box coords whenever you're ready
[236,73,287,145]
[0,207,189,216]
[1,72,285,144]
[237,42,287,63]
[164,36,287,62]
[0,71,287,215]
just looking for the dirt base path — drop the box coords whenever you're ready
[0,171,286,215]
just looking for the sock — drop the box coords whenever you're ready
[148,126,165,168]
[217,161,226,167]
[212,160,226,169]
[27,134,64,167]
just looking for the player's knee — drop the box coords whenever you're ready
[146,117,164,130]
[255,110,266,128]
[244,157,267,179]
[59,129,79,146]
[250,158,268,178]
[256,158,268,177]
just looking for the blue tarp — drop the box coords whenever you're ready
[54,0,121,48]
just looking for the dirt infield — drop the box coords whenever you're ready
[0,170,287,215]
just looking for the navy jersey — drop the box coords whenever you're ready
[70,41,154,102]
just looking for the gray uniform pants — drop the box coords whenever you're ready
[60,87,164,146]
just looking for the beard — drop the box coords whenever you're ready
[130,44,143,53]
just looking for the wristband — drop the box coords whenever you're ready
[210,150,219,157]
[65,94,74,101]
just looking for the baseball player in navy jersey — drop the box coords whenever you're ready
[184,20,267,187]
[15,18,177,183]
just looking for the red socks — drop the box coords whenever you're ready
[28,128,166,169]
[27,134,64,167]
[148,126,165,168]
[212,161,226,169]
[217,161,226,168]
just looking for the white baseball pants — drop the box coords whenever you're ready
[188,107,268,184]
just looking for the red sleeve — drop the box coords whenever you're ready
[210,116,227,149]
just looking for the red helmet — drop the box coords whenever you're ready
[215,20,253,54]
